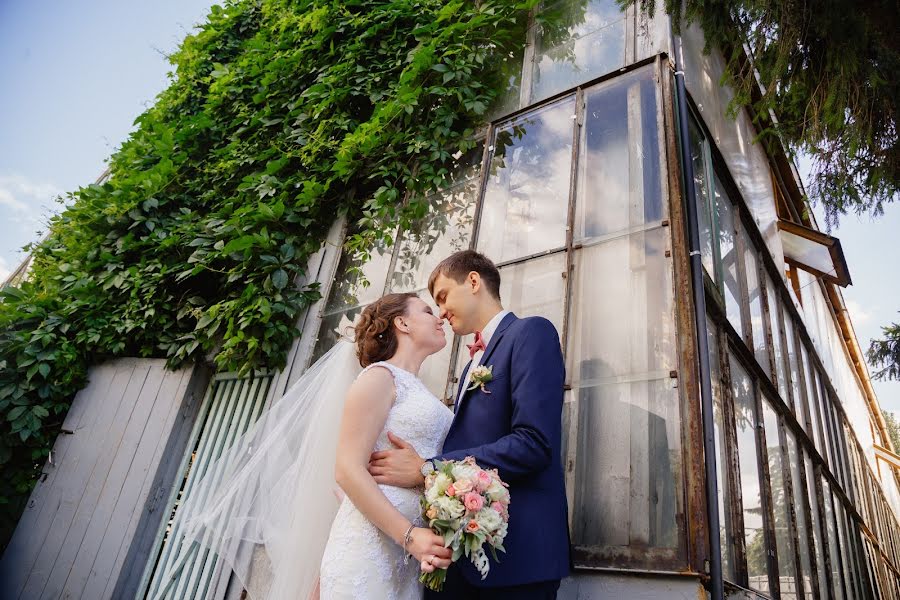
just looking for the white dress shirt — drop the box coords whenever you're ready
[456,309,510,407]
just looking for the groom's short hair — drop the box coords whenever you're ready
[428,250,501,301]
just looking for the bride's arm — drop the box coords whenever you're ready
[334,366,451,570]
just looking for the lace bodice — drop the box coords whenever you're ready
[364,361,453,460]
[319,361,453,599]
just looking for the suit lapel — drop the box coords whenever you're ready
[453,313,517,416]
[453,359,472,414]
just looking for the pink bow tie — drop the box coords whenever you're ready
[467,330,486,359]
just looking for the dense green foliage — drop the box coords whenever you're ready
[631,0,899,226]
[0,0,534,545]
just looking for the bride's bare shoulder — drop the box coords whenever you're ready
[347,364,395,402]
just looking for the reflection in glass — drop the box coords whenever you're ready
[766,275,788,403]
[762,399,797,599]
[576,66,663,242]
[567,227,679,550]
[567,228,675,384]
[808,361,829,466]
[570,378,678,548]
[390,144,483,294]
[782,309,803,421]
[479,98,575,262]
[822,480,846,600]
[743,231,769,377]
[835,502,859,600]
[730,355,769,593]
[532,0,626,102]
[786,431,813,598]
[806,459,829,598]
[690,118,715,277]
[716,176,742,338]
[707,318,736,581]
[311,241,394,363]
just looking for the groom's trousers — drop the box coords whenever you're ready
[425,564,560,600]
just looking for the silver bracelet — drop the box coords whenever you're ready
[401,523,415,565]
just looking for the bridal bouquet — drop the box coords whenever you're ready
[419,456,510,591]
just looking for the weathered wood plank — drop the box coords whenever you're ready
[109,364,209,600]
[84,366,192,599]
[10,362,136,599]
[55,363,169,598]
[22,362,149,599]
[0,362,116,596]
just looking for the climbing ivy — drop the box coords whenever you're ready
[0,0,536,546]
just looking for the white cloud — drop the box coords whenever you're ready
[846,298,872,326]
[0,173,63,214]
[0,256,10,282]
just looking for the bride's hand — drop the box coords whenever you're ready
[407,527,452,572]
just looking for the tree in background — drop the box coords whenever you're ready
[883,409,900,452]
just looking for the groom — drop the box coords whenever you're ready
[368,250,570,599]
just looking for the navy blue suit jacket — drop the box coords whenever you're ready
[437,313,571,587]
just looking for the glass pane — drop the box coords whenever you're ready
[762,399,797,599]
[708,318,736,581]
[801,348,824,458]
[567,227,680,551]
[478,98,575,262]
[310,310,358,366]
[782,309,803,422]
[531,0,626,102]
[570,377,679,548]
[835,502,859,600]
[715,175,742,338]
[730,355,769,593]
[786,430,813,599]
[689,118,715,277]
[487,36,527,119]
[766,276,788,403]
[822,480,846,600]
[575,66,664,242]
[806,458,829,598]
[780,227,835,275]
[743,230,769,377]
[322,242,394,315]
[811,365,831,467]
[389,143,483,294]
[567,227,676,386]
[312,240,394,363]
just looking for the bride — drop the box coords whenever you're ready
[174,292,455,599]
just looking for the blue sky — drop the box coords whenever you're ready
[1,2,898,413]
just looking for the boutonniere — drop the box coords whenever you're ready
[467,365,493,393]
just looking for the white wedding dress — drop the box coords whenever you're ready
[319,361,454,600]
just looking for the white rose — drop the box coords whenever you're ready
[434,496,465,520]
[485,480,510,503]
[426,472,452,503]
[451,463,480,482]
[475,507,503,533]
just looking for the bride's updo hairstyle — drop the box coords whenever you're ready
[354,292,418,367]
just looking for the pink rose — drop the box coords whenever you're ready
[475,471,492,493]
[426,506,438,520]
[446,484,456,497]
[491,501,508,519]
[463,491,484,513]
[465,519,480,533]
[453,478,474,494]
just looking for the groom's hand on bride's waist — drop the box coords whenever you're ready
[368,431,426,488]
